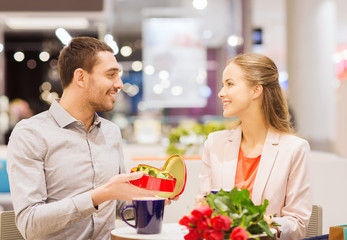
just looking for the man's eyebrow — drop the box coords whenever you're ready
[107,67,120,72]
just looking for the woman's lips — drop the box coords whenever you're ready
[222,101,231,109]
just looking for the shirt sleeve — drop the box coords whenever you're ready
[115,139,134,220]
[274,140,312,240]
[7,122,97,239]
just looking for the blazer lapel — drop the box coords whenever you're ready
[252,129,280,205]
[222,126,242,190]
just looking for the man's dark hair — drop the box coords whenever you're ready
[57,36,114,89]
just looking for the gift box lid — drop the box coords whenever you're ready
[157,154,187,198]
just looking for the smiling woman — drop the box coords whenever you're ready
[196,53,312,240]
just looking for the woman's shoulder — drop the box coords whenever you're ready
[209,129,231,136]
[280,132,308,142]
[278,132,310,150]
[208,128,238,138]
[206,128,240,145]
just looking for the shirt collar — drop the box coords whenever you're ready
[49,99,101,128]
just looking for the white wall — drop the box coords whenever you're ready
[251,0,347,156]
[309,151,347,234]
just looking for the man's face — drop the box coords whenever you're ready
[85,51,123,112]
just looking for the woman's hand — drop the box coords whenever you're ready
[165,196,180,205]
[194,195,208,208]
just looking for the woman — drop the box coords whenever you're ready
[197,53,312,240]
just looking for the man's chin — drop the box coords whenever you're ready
[95,104,114,113]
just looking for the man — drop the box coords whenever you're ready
[7,36,157,240]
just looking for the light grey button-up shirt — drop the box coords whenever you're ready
[7,100,126,240]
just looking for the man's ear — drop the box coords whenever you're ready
[73,68,86,88]
[252,84,263,99]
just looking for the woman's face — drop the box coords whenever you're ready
[218,62,256,118]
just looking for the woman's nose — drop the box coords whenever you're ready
[218,87,225,99]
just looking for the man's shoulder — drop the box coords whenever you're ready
[15,110,51,129]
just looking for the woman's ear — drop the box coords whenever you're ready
[252,84,263,99]
[73,68,86,88]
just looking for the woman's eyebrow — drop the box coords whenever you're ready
[223,78,233,83]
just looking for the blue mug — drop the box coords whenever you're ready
[211,188,231,194]
[121,197,165,234]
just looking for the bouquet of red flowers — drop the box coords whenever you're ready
[179,187,279,240]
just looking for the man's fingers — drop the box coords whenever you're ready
[118,172,144,182]
[128,171,144,180]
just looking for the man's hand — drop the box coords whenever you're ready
[91,172,158,207]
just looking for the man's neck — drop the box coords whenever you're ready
[59,94,95,131]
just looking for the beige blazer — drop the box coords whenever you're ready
[198,126,312,240]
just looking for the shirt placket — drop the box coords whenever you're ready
[87,123,102,240]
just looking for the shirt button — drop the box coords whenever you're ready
[77,122,82,125]
[93,213,97,217]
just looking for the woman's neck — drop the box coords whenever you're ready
[240,115,268,157]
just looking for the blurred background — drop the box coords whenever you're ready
[0,0,347,156]
[1,0,347,234]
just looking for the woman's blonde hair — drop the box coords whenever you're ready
[227,53,294,134]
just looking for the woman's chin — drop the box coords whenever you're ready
[223,111,234,118]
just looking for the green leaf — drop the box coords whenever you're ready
[214,198,229,213]
[257,220,274,238]
[247,224,263,235]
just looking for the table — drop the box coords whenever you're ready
[110,223,188,240]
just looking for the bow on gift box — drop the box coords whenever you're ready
[179,187,280,240]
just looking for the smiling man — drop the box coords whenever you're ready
[7,37,157,240]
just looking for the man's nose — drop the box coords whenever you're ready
[114,76,124,89]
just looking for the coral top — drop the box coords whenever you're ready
[235,148,261,197]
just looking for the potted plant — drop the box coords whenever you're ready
[166,121,228,156]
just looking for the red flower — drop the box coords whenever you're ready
[196,218,211,231]
[229,227,248,240]
[204,229,225,240]
[184,228,203,240]
[179,215,197,227]
[211,215,231,231]
[191,205,213,220]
